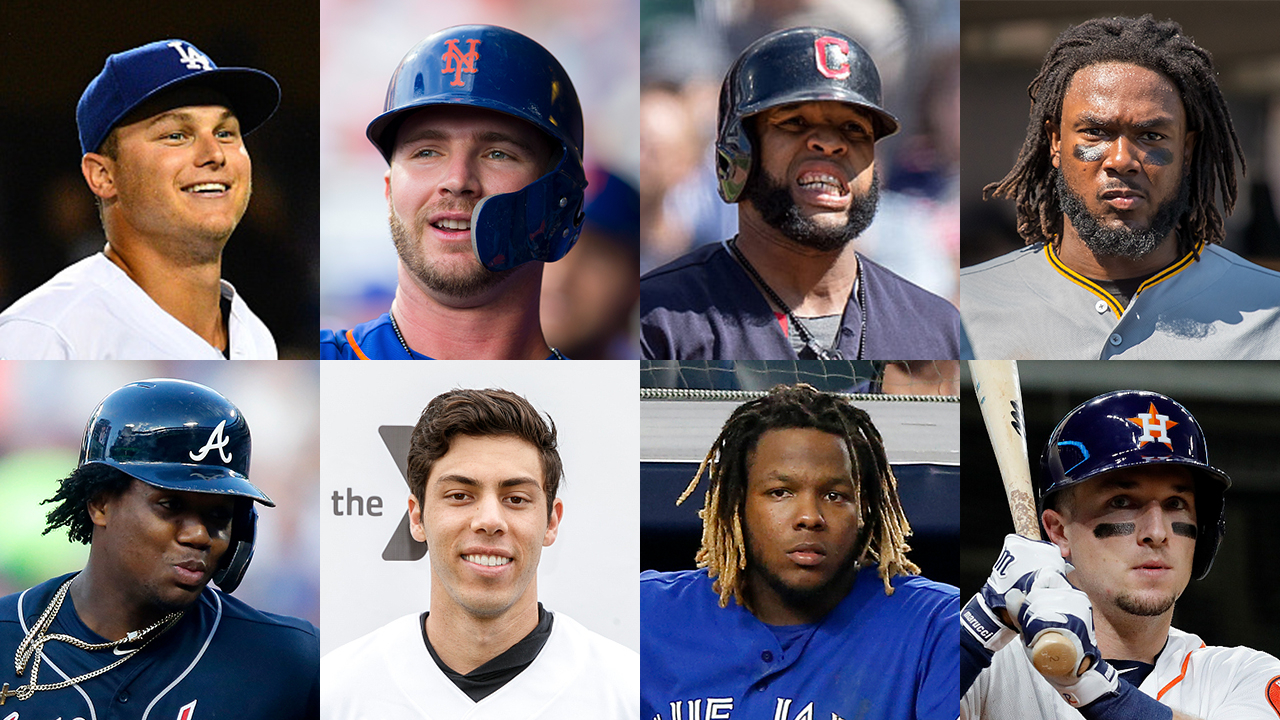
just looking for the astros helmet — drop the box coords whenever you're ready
[366,25,587,272]
[716,26,900,203]
[1039,390,1231,580]
[79,378,272,592]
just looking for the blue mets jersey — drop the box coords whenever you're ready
[641,566,958,720]
[640,242,963,360]
[1,573,319,719]
[321,312,567,360]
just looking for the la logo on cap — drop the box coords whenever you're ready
[167,41,212,71]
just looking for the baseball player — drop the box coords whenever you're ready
[0,379,318,717]
[961,15,1280,359]
[320,25,589,360]
[642,384,958,720]
[639,27,963,361]
[321,389,637,718]
[0,40,281,360]
[961,390,1280,719]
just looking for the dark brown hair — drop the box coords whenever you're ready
[407,388,563,519]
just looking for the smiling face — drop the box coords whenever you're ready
[1043,465,1198,619]
[89,479,234,612]
[741,427,864,624]
[1050,62,1196,260]
[93,103,252,263]
[741,100,879,251]
[409,434,562,621]
[386,105,553,299]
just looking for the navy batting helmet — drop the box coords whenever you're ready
[716,26,900,203]
[366,25,587,272]
[79,378,272,592]
[1040,390,1230,580]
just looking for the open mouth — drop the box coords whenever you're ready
[183,182,229,194]
[796,172,849,197]
[432,218,471,232]
[462,554,511,567]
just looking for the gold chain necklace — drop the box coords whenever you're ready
[1,577,183,705]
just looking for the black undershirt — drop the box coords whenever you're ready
[420,603,555,702]
[220,293,232,359]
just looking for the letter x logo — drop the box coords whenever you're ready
[190,420,233,463]
[441,38,481,87]
[167,41,212,71]
[379,425,427,561]
[1126,403,1179,448]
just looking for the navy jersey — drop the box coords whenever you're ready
[640,241,963,360]
[1,573,319,719]
[321,312,567,360]
[641,566,958,720]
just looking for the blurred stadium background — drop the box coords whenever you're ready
[961,361,1280,656]
[962,1,1280,272]
[0,362,319,627]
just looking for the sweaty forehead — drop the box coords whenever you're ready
[1062,62,1185,124]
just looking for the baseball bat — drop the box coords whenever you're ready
[969,360,1078,678]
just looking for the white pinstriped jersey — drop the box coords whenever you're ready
[962,627,1280,720]
[960,241,1280,359]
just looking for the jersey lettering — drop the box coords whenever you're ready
[661,698,734,720]
[190,420,233,463]
[1126,403,1178,448]
[177,699,198,720]
[441,39,481,87]
[167,41,212,71]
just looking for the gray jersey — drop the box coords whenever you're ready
[960,241,1280,359]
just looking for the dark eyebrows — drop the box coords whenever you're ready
[146,108,236,128]
[1073,112,1176,130]
[433,475,541,490]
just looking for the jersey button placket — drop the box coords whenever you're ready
[1109,333,1122,347]
[1095,300,1109,314]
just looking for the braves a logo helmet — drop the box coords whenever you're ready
[1040,390,1231,580]
[79,378,272,592]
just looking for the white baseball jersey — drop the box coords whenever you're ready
[321,611,639,720]
[963,627,1280,719]
[0,252,276,359]
[960,241,1280,359]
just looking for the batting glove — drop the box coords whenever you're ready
[1008,569,1119,708]
[961,534,1071,653]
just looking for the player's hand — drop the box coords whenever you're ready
[961,534,1070,652]
[1006,569,1119,708]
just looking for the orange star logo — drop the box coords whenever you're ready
[1126,402,1178,448]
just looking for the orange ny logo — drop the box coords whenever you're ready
[441,38,481,86]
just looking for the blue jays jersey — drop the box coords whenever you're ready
[640,242,963,360]
[1,573,319,719]
[321,312,567,360]
[641,566,958,720]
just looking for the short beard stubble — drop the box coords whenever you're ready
[1055,169,1191,261]
[743,522,865,614]
[741,168,880,252]
[387,197,513,298]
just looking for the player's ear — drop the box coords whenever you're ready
[87,490,114,529]
[384,169,393,201]
[408,493,428,543]
[542,497,564,547]
[81,153,119,200]
[1046,119,1062,169]
[1042,508,1070,559]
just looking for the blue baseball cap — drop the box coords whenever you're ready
[77,39,281,156]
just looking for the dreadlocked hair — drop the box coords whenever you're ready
[984,14,1244,257]
[676,384,919,609]
[42,464,133,545]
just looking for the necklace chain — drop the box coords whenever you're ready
[389,311,565,360]
[2,577,183,705]
[727,237,866,360]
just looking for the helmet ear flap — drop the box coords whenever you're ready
[213,501,257,593]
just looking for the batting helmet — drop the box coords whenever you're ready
[366,25,587,272]
[79,378,272,593]
[716,26,900,203]
[1040,390,1231,580]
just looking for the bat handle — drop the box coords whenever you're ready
[1031,631,1078,677]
